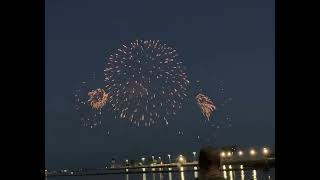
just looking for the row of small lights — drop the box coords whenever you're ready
[123,147,270,164]
[124,152,195,164]
[220,147,270,157]
[222,165,243,170]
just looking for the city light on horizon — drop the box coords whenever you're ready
[221,152,226,157]
[263,147,269,155]
[192,152,197,161]
[179,156,184,161]
[227,152,232,157]
[250,149,256,156]
[47,147,274,175]
[238,151,243,156]
[178,154,186,163]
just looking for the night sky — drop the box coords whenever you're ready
[45,0,274,169]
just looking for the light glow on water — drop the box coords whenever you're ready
[180,171,185,180]
[193,166,198,178]
[253,170,257,180]
[229,171,233,180]
[168,172,172,180]
[48,168,274,180]
[241,170,245,180]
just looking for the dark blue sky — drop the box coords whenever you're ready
[45,0,274,169]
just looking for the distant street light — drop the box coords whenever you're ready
[220,152,226,158]
[262,147,270,168]
[179,156,184,161]
[178,154,186,164]
[192,152,197,161]
[250,149,256,156]
[227,152,232,157]
[168,154,171,163]
[238,151,243,156]
[141,157,145,164]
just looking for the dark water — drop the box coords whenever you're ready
[47,168,274,180]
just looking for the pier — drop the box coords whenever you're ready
[46,146,275,177]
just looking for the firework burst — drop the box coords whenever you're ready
[196,93,216,120]
[88,88,109,110]
[74,81,104,128]
[104,40,190,126]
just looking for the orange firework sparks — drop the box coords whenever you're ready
[87,88,109,110]
[196,93,216,120]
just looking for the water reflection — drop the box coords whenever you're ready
[47,168,274,180]
[159,170,163,180]
[180,171,185,180]
[180,166,185,180]
[229,171,233,180]
[142,167,147,180]
[241,170,245,180]
[168,167,172,180]
[222,170,227,179]
[252,170,257,180]
[168,172,172,180]
[193,166,198,178]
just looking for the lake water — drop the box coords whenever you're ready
[47,168,275,180]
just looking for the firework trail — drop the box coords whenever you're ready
[196,93,216,120]
[104,40,190,126]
